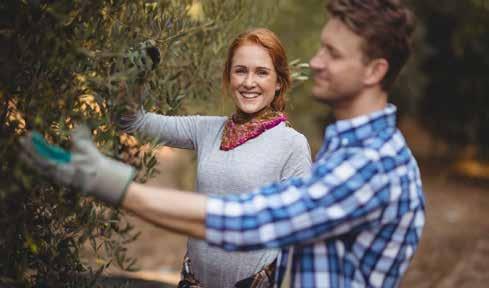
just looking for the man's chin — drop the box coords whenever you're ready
[311,89,334,104]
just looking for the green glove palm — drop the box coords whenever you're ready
[20,126,136,206]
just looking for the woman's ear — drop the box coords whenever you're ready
[275,81,282,92]
[274,83,281,96]
[364,58,389,86]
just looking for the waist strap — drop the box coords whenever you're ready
[178,256,276,288]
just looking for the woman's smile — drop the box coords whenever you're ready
[239,91,261,99]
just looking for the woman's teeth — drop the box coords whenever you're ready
[240,92,260,99]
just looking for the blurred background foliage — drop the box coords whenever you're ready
[0,0,276,286]
[1,0,489,286]
[415,0,489,161]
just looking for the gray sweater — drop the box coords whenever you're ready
[124,112,312,288]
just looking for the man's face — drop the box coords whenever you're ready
[309,17,369,104]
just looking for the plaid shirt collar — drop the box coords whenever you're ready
[317,104,397,159]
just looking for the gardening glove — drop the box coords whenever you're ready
[19,126,136,206]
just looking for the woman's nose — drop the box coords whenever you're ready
[243,73,256,88]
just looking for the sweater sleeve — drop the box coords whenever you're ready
[119,109,209,150]
[280,133,312,180]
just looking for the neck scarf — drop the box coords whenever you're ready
[220,108,287,151]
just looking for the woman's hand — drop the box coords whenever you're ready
[126,39,161,81]
[115,40,160,130]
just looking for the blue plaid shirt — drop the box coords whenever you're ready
[206,104,425,287]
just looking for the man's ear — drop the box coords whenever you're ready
[364,58,389,86]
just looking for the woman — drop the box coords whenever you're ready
[120,28,311,288]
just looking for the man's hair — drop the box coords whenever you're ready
[326,0,416,90]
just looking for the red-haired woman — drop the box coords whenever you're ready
[120,28,311,288]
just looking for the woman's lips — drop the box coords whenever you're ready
[239,91,261,99]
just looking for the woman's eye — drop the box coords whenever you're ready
[257,70,269,76]
[234,69,246,74]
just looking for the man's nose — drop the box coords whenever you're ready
[309,53,322,71]
[309,50,326,72]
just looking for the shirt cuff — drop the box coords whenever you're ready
[118,107,145,133]
[205,195,225,246]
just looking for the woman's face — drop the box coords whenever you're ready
[229,44,280,115]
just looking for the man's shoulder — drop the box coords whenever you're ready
[359,129,422,180]
[316,139,405,174]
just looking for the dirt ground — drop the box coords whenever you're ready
[401,158,489,288]
[94,146,489,287]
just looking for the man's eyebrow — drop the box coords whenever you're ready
[325,42,341,54]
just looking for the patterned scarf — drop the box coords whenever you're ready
[220,108,288,151]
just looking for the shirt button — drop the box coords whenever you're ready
[341,138,349,145]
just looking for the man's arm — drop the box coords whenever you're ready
[116,150,390,252]
[20,128,392,252]
[122,182,207,239]
[205,150,391,251]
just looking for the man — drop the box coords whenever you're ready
[21,0,425,287]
